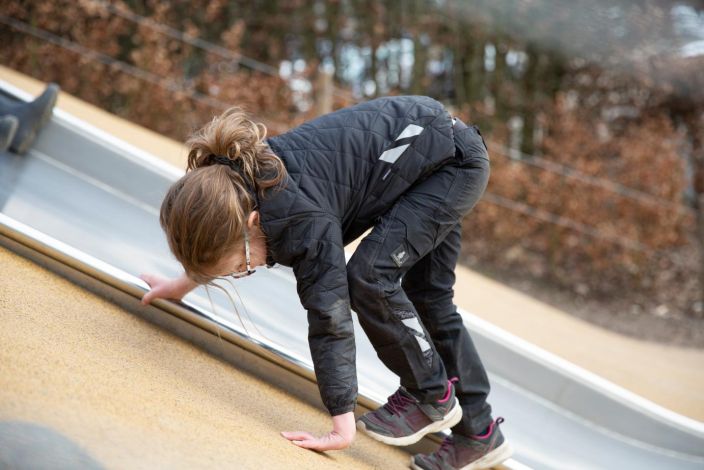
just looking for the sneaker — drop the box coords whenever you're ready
[410,417,514,470]
[356,378,463,446]
[0,115,19,152]
[7,83,59,155]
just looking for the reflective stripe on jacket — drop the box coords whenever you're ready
[259,95,462,415]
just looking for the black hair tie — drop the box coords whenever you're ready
[212,154,243,172]
[211,154,258,200]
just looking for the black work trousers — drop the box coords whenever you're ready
[347,119,492,437]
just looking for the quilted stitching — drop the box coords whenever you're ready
[258,96,455,415]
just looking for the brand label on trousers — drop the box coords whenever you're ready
[391,244,409,267]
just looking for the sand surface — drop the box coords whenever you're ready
[0,63,702,437]
[0,247,411,469]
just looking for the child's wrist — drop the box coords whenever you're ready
[331,412,355,442]
[177,274,198,294]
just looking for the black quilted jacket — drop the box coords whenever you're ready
[259,95,457,415]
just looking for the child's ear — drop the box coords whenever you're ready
[247,210,260,229]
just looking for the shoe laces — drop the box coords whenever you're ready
[383,389,416,416]
[437,436,455,459]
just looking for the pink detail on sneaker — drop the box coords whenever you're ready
[437,436,455,458]
[437,378,458,404]
[471,416,504,440]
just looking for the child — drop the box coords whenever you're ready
[140,95,513,469]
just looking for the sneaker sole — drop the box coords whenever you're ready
[357,397,463,447]
[409,440,515,470]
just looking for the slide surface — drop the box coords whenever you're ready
[1,80,703,470]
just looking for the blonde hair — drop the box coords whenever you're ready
[160,106,287,284]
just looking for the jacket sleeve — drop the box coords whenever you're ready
[287,215,357,416]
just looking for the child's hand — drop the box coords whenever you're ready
[281,411,355,451]
[139,273,188,305]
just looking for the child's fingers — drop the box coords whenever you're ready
[281,431,349,451]
[281,431,316,441]
[294,436,344,451]
[292,438,319,449]
[139,274,155,305]
[141,292,152,305]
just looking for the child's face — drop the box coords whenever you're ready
[205,240,250,280]
[203,215,268,281]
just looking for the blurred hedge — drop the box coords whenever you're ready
[2,0,701,317]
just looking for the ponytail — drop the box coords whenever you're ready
[185,106,287,197]
[159,106,287,283]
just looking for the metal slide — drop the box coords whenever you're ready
[1,81,703,470]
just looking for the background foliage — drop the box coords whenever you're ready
[2,0,703,322]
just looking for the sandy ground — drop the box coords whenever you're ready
[0,248,412,470]
[1,64,702,431]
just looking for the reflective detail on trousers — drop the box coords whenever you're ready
[404,223,493,437]
[347,121,493,436]
[393,310,434,367]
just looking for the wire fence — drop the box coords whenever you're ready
[1,8,699,270]
[87,0,356,103]
[0,13,290,133]
[86,0,695,217]
[483,191,648,253]
[53,0,694,218]
[487,143,695,216]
